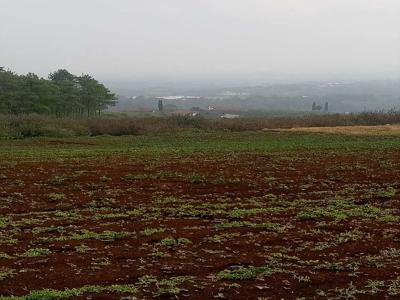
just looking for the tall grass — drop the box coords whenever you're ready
[0,114,89,139]
[1,111,400,139]
[209,110,400,131]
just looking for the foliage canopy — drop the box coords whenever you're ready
[0,67,116,117]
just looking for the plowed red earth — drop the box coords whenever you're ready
[1,150,400,299]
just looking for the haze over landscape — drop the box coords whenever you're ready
[2,0,400,114]
[2,0,400,82]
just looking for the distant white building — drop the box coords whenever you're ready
[221,114,240,119]
[157,96,201,101]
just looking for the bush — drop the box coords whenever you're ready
[85,118,140,136]
[2,110,400,139]
[5,114,89,138]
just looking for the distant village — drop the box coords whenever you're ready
[109,93,330,118]
[108,80,400,117]
[109,94,245,118]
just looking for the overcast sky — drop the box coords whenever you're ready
[1,0,400,82]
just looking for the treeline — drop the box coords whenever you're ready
[0,67,116,117]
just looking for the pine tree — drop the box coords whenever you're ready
[312,101,316,111]
[158,99,163,112]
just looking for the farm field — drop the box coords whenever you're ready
[1,131,400,299]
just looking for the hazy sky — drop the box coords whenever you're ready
[1,0,400,82]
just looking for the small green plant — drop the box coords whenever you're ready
[50,176,67,186]
[21,248,51,258]
[377,187,397,199]
[151,251,169,258]
[205,233,240,243]
[365,280,385,294]
[388,277,400,296]
[0,268,15,280]
[0,218,7,229]
[55,230,131,242]
[0,252,12,259]
[48,193,66,202]
[217,266,266,280]
[137,275,194,297]
[187,173,206,184]
[140,227,165,236]
[153,276,194,298]
[0,284,137,299]
[153,287,182,298]
[159,237,192,247]
[75,244,91,253]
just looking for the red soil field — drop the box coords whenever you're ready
[1,150,400,299]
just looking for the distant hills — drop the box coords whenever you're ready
[108,80,400,114]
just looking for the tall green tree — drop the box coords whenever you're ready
[1,67,116,117]
[49,69,81,117]
[77,74,116,117]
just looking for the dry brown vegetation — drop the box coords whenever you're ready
[1,110,400,138]
[271,124,400,136]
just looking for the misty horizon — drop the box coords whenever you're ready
[1,0,400,83]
